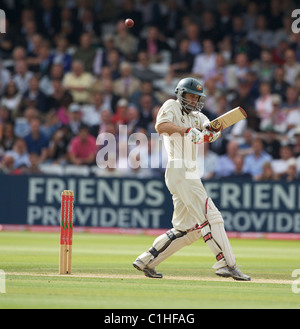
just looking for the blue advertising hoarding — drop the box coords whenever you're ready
[0,175,300,234]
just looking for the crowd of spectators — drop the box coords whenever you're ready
[0,0,300,181]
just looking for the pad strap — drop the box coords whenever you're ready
[149,230,186,258]
[216,252,224,261]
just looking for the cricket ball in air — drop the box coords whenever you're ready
[125,18,134,28]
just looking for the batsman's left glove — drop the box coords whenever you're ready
[202,128,221,143]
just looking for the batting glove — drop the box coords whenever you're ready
[202,129,221,143]
[185,127,204,144]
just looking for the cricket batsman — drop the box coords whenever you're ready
[133,77,251,281]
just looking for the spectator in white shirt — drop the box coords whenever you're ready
[0,81,22,118]
[13,60,34,95]
[226,53,250,91]
[271,145,295,177]
[5,138,30,169]
[192,39,216,82]
[81,92,104,127]
[283,48,300,86]
[0,60,11,96]
[286,106,300,130]
[255,81,273,131]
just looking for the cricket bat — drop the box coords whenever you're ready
[209,107,247,132]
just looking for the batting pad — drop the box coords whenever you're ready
[138,228,201,269]
[205,197,236,268]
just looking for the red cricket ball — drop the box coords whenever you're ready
[125,18,134,28]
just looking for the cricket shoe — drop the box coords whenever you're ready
[133,258,163,279]
[216,265,251,281]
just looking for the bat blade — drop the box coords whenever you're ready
[210,107,247,131]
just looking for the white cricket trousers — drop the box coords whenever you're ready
[165,160,208,232]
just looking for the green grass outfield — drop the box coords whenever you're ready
[0,231,299,309]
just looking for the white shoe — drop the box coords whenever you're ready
[216,265,251,281]
[133,258,163,279]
